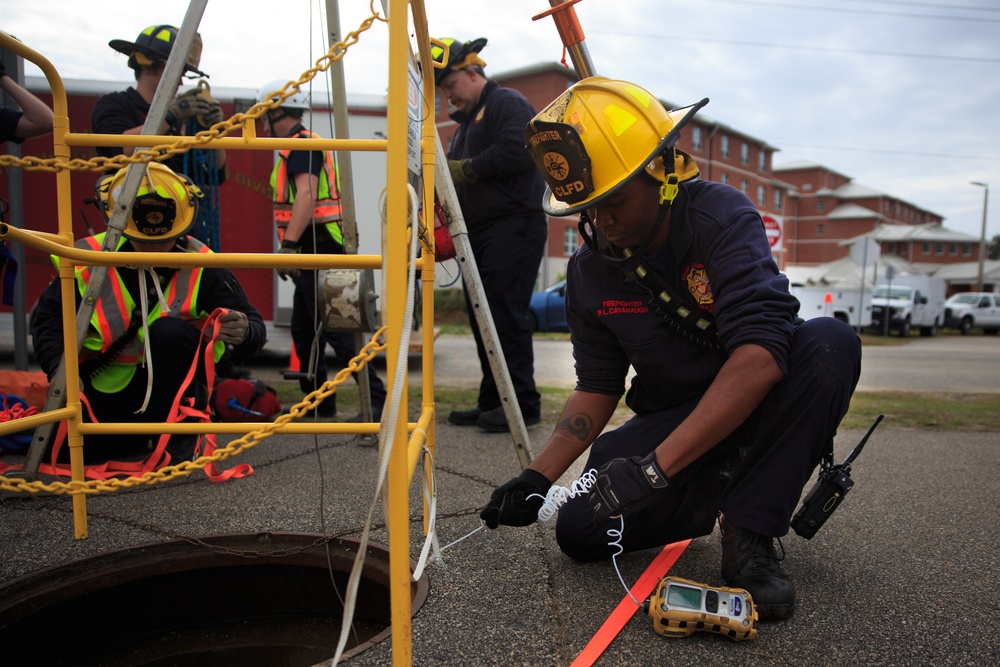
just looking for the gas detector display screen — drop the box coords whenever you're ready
[666,584,702,610]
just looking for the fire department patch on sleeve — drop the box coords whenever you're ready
[683,263,714,310]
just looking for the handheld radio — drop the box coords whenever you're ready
[791,414,884,539]
[644,577,757,641]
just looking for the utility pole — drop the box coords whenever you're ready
[971,181,989,292]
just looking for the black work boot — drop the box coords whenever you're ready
[448,406,483,426]
[720,516,795,621]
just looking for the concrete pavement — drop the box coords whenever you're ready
[0,322,998,665]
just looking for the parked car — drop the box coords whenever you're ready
[944,292,1000,335]
[528,280,568,332]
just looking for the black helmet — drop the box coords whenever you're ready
[109,25,209,78]
[430,37,487,86]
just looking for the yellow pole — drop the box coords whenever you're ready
[386,0,412,663]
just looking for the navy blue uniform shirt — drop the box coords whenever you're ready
[566,179,801,414]
[446,79,544,231]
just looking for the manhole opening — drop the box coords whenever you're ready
[0,533,428,666]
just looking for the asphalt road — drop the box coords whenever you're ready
[427,332,1000,394]
[0,325,998,665]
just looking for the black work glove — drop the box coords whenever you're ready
[589,452,670,527]
[448,159,477,185]
[0,59,6,79]
[276,239,301,281]
[165,89,213,130]
[480,469,551,529]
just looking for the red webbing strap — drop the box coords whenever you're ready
[0,310,253,483]
[165,308,253,483]
[569,539,692,667]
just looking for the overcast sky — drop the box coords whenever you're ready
[5,0,999,241]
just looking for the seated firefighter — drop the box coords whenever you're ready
[30,162,266,462]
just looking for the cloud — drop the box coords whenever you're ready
[5,0,998,239]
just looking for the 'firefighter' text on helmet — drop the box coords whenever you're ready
[96,163,204,243]
[524,77,708,217]
[430,37,487,86]
[109,25,209,79]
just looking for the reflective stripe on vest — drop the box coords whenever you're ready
[54,234,215,393]
[270,128,344,245]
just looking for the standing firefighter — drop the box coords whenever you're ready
[93,24,228,248]
[432,36,547,433]
[257,80,386,421]
[481,78,862,620]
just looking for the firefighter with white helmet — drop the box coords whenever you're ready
[30,163,265,462]
[481,77,862,622]
[255,79,386,420]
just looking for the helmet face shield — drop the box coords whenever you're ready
[525,77,707,216]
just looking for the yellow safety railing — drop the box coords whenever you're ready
[0,2,440,663]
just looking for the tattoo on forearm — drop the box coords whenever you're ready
[558,413,593,441]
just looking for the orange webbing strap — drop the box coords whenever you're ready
[165,308,253,483]
[0,310,253,482]
[569,539,692,667]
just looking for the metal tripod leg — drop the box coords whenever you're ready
[17,5,210,481]
[433,137,533,469]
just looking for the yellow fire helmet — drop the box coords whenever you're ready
[525,77,707,217]
[96,163,204,243]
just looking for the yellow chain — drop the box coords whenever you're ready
[0,327,388,496]
[0,6,386,174]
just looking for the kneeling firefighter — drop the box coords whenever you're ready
[30,162,266,462]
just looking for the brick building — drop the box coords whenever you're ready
[435,63,974,288]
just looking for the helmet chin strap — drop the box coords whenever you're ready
[579,150,679,267]
[265,109,290,137]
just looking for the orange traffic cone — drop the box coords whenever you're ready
[288,342,300,373]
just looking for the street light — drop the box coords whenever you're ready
[971,181,989,292]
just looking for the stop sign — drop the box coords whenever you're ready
[762,214,782,248]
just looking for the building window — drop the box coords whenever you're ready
[721,135,730,158]
[740,179,749,194]
[692,126,702,151]
[720,173,730,185]
[816,224,824,236]
[817,198,825,212]
[757,185,766,206]
[563,226,578,256]
[950,243,957,255]
[774,190,783,210]
[922,242,930,255]
[963,243,971,256]
[758,151,767,172]
[741,142,750,165]
[936,243,944,255]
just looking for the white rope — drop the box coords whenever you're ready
[131,266,168,414]
[329,182,421,667]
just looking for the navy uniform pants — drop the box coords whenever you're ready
[464,214,547,418]
[555,317,862,562]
